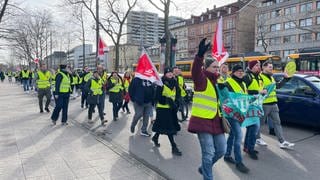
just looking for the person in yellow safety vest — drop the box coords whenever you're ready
[173,66,188,121]
[71,70,80,97]
[51,64,72,126]
[7,70,13,83]
[97,65,108,115]
[36,63,52,113]
[85,71,108,126]
[152,67,182,156]
[14,71,20,83]
[258,61,295,149]
[187,38,226,180]
[242,60,266,160]
[107,72,124,121]
[30,70,36,91]
[80,66,92,108]
[217,62,231,84]
[20,67,30,92]
[121,71,131,114]
[222,65,250,173]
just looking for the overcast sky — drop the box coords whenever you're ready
[0,0,237,63]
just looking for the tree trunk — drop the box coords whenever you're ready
[115,42,120,71]
[164,1,170,68]
[0,0,9,23]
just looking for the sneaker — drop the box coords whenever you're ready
[88,119,94,123]
[236,162,250,173]
[256,138,268,146]
[127,111,131,114]
[198,167,203,175]
[279,141,295,149]
[61,122,68,126]
[151,136,160,147]
[81,104,84,108]
[172,146,182,156]
[45,108,50,113]
[140,131,151,137]
[243,148,259,154]
[248,152,258,160]
[40,109,44,113]
[52,120,56,125]
[224,156,236,164]
[130,126,135,133]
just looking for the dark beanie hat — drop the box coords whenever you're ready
[60,64,67,69]
[204,57,216,68]
[164,67,173,74]
[248,60,259,70]
[232,65,243,73]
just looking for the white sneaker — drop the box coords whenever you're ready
[256,138,268,146]
[279,141,295,149]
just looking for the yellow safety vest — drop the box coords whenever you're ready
[260,73,277,103]
[8,71,12,76]
[247,73,263,91]
[226,78,247,94]
[21,70,30,78]
[90,79,103,95]
[84,72,92,82]
[37,70,51,89]
[124,79,130,92]
[72,75,79,85]
[59,72,71,93]
[102,71,108,84]
[177,76,187,97]
[191,78,218,119]
[109,78,123,93]
[157,85,176,109]
[217,74,230,84]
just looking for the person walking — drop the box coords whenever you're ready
[258,61,295,149]
[187,38,226,180]
[223,65,250,173]
[51,64,72,125]
[217,62,230,84]
[36,63,52,113]
[243,60,267,160]
[152,67,182,156]
[173,66,188,121]
[122,71,131,114]
[129,75,155,137]
[80,66,92,108]
[86,71,107,125]
[20,67,30,92]
[107,72,124,121]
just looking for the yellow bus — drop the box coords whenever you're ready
[287,48,320,76]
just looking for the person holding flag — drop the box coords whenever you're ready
[187,38,226,180]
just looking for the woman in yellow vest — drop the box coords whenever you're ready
[122,71,131,114]
[152,67,182,156]
[187,38,226,180]
[86,71,108,126]
[107,72,124,121]
[222,65,250,173]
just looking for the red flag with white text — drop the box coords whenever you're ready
[212,16,229,65]
[135,50,162,86]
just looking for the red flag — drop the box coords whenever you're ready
[135,50,162,86]
[98,37,108,58]
[34,58,39,64]
[212,16,229,65]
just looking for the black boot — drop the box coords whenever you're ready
[172,146,182,156]
[236,162,250,173]
[269,128,276,136]
[151,136,160,147]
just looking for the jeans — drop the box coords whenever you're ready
[197,133,226,180]
[131,102,153,133]
[244,124,259,153]
[112,102,122,119]
[22,79,29,91]
[225,118,243,164]
[81,89,88,107]
[51,94,70,122]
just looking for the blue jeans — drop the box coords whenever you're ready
[244,124,259,153]
[225,118,243,164]
[197,133,226,180]
[22,79,29,91]
[51,94,70,122]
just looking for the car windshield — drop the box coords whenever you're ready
[305,76,320,90]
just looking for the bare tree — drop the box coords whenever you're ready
[147,0,171,68]
[66,0,137,70]
[0,0,9,23]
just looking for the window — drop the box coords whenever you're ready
[300,18,312,27]
[269,37,281,45]
[317,16,320,24]
[299,33,312,42]
[228,7,231,14]
[192,18,194,24]
[284,21,296,29]
[200,26,204,35]
[226,19,234,29]
[283,35,296,43]
[225,33,232,46]
[269,51,281,56]
[318,1,320,9]
[201,16,204,22]
[317,33,320,40]
[217,11,220,17]
[208,25,212,33]
[270,24,281,31]
[271,9,281,18]
[258,13,269,21]
[285,6,296,15]
[209,14,212,19]
[257,39,264,46]
[283,49,295,58]
[300,3,312,12]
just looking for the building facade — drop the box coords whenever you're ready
[108,44,140,72]
[44,51,67,69]
[170,20,189,60]
[66,44,93,69]
[255,0,320,59]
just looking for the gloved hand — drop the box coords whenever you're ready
[197,38,211,58]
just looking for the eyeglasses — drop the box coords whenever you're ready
[211,66,220,68]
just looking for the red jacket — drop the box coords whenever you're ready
[187,55,224,135]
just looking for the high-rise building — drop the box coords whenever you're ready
[66,44,93,69]
[255,0,320,59]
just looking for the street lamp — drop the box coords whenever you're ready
[159,32,178,68]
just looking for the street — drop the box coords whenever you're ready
[1,80,320,180]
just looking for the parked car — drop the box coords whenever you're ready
[273,73,320,128]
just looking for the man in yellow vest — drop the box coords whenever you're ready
[20,67,30,92]
[51,64,72,125]
[259,61,295,149]
[187,38,226,180]
[80,66,92,108]
[173,66,188,121]
[223,65,250,173]
[97,65,108,115]
[36,63,52,113]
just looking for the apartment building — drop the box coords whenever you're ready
[255,0,320,59]
[170,21,189,60]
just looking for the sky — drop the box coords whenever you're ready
[0,0,238,63]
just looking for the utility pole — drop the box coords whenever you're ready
[95,0,100,67]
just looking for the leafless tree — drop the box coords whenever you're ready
[0,0,9,23]
[66,0,137,70]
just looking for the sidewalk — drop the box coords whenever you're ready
[0,81,165,180]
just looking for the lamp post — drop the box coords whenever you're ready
[159,32,178,69]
